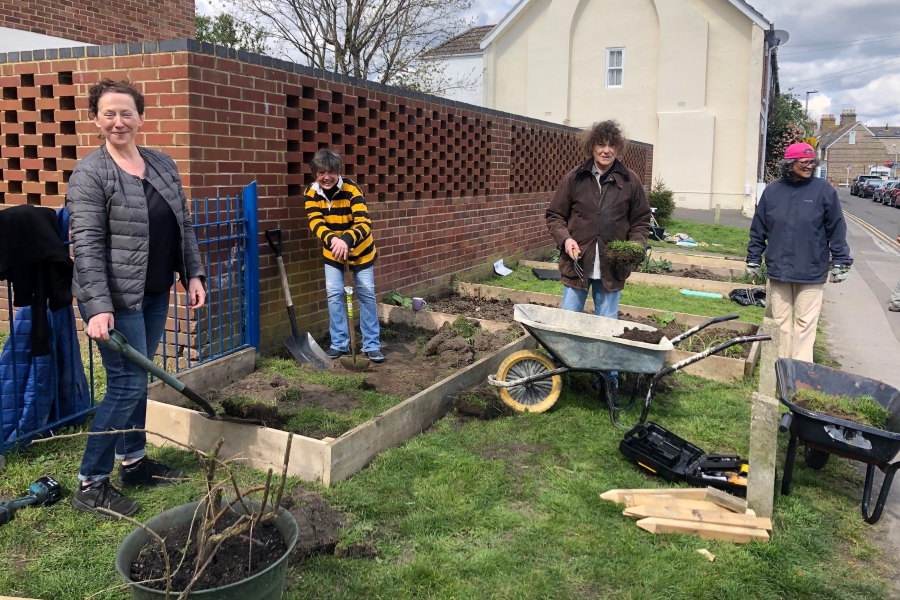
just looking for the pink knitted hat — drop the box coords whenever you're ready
[784,143,815,160]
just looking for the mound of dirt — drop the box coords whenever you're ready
[453,386,515,420]
[615,327,666,345]
[282,488,346,564]
[220,397,289,429]
[423,321,514,368]
[422,294,516,323]
[678,268,721,281]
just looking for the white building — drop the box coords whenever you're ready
[477,0,779,214]
[423,25,494,107]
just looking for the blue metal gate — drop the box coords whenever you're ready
[0,182,260,463]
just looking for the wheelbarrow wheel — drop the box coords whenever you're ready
[495,350,562,413]
[804,446,830,470]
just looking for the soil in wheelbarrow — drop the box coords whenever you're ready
[131,510,287,592]
[791,389,889,429]
[206,321,518,438]
[618,313,752,359]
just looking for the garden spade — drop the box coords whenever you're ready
[100,330,264,426]
[265,229,333,371]
[341,259,370,372]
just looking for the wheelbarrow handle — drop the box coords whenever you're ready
[638,333,772,424]
[669,314,739,346]
[265,228,283,258]
[101,329,218,419]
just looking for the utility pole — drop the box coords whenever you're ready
[805,90,819,113]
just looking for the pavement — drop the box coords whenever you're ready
[677,194,900,597]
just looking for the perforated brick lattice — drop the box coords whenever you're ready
[623,141,653,187]
[510,125,581,194]
[284,88,492,201]
[0,71,78,206]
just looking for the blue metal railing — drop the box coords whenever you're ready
[0,182,260,460]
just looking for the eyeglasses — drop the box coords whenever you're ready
[796,160,816,168]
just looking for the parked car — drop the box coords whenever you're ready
[876,180,899,204]
[851,175,882,196]
[888,185,900,208]
[862,179,886,198]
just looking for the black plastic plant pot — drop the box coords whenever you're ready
[115,499,298,599]
[776,358,900,524]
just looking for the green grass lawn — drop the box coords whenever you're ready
[471,265,765,325]
[650,219,751,258]
[1,371,890,599]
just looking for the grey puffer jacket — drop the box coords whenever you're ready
[67,145,205,320]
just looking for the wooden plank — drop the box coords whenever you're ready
[521,258,744,279]
[744,341,762,379]
[325,334,538,486]
[666,349,747,383]
[623,505,772,530]
[377,303,512,334]
[636,517,770,543]
[623,495,726,512]
[704,487,749,513]
[145,401,328,482]
[627,272,741,296]
[147,347,256,407]
[600,488,708,503]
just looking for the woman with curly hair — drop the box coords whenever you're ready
[546,120,652,391]
[67,79,207,517]
[746,142,852,361]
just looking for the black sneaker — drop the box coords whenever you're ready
[72,479,139,518]
[326,347,347,359]
[117,457,185,487]
[366,350,385,363]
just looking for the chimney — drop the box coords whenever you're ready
[840,109,857,126]
[820,114,837,132]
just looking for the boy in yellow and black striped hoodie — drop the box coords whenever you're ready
[304,148,383,362]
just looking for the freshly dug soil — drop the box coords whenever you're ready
[619,313,752,359]
[131,510,287,592]
[453,385,515,421]
[208,321,516,438]
[616,327,667,345]
[677,268,720,280]
[281,488,346,564]
[424,293,517,323]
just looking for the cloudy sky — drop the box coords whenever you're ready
[198,0,900,127]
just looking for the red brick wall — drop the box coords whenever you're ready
[0,44,654,350]
[0,0,194,46]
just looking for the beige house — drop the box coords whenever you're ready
[479,0,778,214]
[817,111,900,185]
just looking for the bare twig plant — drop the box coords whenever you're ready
[35,430,294,598]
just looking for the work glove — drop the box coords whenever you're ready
[746,264,762,283]
[829,265,851,283]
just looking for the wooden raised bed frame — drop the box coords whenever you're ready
[453,281,761,383]
[145,310,535,486]
[520,259,748,296]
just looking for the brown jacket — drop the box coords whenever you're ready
[546,157,651,291]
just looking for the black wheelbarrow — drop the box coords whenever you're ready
[776,358,900,524]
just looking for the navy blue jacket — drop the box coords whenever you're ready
[747,176,852,284]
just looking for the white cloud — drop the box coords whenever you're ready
[467,0,517,25]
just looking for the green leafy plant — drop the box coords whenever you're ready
[383,290,413,309]
[605,240,646,269]
[792,390,890,429]
[651,312,676,326]
[647,177,675,222]
[550,249,561,262]
[639,254,674,274]
[450,315,479,342]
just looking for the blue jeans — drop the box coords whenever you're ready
[325,264,380,353]
[562,280,622,383]
[78,292,170,482]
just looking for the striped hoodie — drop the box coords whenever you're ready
[304,177,377,271]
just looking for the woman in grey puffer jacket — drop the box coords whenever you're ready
[67,79,206,518]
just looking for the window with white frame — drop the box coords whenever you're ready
[606,48,624,88]
[849,131,856,145]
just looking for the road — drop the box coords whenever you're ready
[838,187,900,241]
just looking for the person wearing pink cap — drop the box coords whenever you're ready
[746,142,853,362]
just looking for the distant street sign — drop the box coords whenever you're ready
[846,164,852,172]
